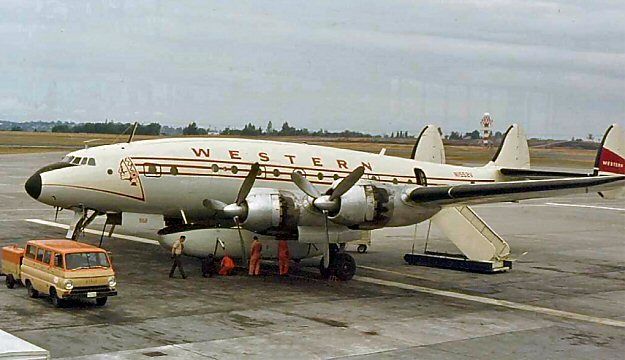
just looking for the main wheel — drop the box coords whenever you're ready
[95,297,108,307]
[333,253,356,281]
[5,274,16,289]
[357,244,367,254]
[50,288,64,308]
[26,281,39,298]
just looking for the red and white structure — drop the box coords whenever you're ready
[481,113,494,147]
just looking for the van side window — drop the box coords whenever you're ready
[43,250,52,265]
[36,248,44,262]
[53,253,64,268]
[25,245,36,259]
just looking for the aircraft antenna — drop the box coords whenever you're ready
[127,122,139,143]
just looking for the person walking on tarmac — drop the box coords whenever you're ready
[219,253,235,275]
[248,236,262,276]
[169,235,187,279]
[278,239,290,276]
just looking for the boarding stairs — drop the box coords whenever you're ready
[405,206,512,273]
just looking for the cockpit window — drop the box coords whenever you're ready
[62,156,74,163]
[87,158,96,166]
[80,158,88,165]
[71,157,82,165]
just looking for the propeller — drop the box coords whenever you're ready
[218,162,261,266]
[222,162,261,219]
[290,166,365,268]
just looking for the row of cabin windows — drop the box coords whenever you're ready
[150,163,416,184]
[62,156,96,166]
[25,245,64,268]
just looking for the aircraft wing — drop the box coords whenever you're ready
[408,175,625,207]
[498,168,592,180]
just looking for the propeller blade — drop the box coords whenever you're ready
[291,170,321,198]
[323,210,330,268]
[329,166,365,201]
[234,216,248,265]
[236,163,261,205]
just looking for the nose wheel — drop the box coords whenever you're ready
[319,246,357,281]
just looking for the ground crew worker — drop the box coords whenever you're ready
[248,236,262,276]
[169,235,187,279]
[278,239,290,276]
[219,254,235,275]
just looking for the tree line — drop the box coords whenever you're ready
[51,121,162,135]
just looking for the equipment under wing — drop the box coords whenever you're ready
[408,175,625,207]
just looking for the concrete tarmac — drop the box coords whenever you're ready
[1,152,624,359]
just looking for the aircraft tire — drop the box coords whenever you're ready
[333,253,356,281]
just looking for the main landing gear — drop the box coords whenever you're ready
[319,244,357,281]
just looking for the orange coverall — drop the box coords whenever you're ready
[219,255,235,275]
[278,240,290,275]
[248,239,262,275]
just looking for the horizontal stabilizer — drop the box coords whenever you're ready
[411,125,445,164]
[409,175,625,207]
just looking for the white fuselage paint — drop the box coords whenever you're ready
[34,137,501,259]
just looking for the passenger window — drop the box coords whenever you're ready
[144,163,162,178]
[88,158,96,166]
[25,245,36,259]
[54,254,64,268]
[72,157,82,165]
[80,157,88,165]
[43,250,52,265]
[231,165,238,174]
[36,248,44,262]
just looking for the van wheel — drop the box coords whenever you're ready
[50,288,64,308]
[5,274,16,289]
[26,281,39,298]
[95,297,108,307]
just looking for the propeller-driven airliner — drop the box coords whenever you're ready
[24,123,625,280]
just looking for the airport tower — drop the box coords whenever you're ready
[481,112,493,147]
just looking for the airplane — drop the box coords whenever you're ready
[23,123,625,280]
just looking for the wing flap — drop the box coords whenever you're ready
[409,175,625,207]
[499,168,591,180]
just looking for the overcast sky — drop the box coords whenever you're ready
[1,1,623,138]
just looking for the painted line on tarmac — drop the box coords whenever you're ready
[545,202,625,212]
[24,219,160,245]
[354,275,625,328]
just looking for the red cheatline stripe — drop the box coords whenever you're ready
[132,157,496,184]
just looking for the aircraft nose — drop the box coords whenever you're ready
[25,173,42,200]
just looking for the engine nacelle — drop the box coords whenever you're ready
[241,188,284,233]
[328,184,441,229]
[327,185,377,226]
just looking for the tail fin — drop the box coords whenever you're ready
[490,124,530,169]
[411,124,445,164]
[594,124,625,176]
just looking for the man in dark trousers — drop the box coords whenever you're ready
[169,235,187,279]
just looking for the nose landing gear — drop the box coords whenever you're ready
[319,244,357,281]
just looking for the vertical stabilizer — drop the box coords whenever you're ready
[594,124,625,175]
[490,124,530,169]
[411,125,446,164]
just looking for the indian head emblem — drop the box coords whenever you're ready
[119,157,140,186]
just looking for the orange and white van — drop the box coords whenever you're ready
[18,240,117,307]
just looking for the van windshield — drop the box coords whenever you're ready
[65,252,110,270]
